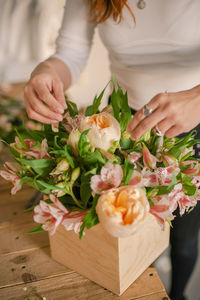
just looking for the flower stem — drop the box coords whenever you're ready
[70,186,84,209]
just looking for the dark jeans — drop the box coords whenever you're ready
[130,107,200,300]
[169,125,200,300]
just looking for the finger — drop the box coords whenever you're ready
[127,95,161,132]
[156,118,175,135]
[165,125,183,138]
[27,89,63,122]
[130,108,165,140]
[25,102,58,124]
[35,81,65,114]
[52,78,67,109]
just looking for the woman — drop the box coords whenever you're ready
[24,1,200,299]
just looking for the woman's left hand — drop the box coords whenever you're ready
[127,85,200,139]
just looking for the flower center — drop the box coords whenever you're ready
[89,114,111,129]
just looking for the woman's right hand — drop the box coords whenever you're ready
[24,67,67,124]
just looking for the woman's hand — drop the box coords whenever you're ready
[24,58,70,124]
[127,85,200,139]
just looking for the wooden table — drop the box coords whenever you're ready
[0,178,170,300]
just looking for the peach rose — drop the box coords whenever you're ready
[96,186,150,237]
[79,112,121,151]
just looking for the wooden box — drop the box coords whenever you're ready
[49,213,170,296]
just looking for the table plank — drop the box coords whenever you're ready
[0,188,36,228]
[0,176,169,299]
[0,267,169,300]
[0,221,49,255]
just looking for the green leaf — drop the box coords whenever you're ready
[80,173,92,208]
[110,83,132,132]
[122,159,134,185]
[19,176,34,185]
[120,138,133,150]
[36,180,66,193]
[27,224,44,234]
[85,81,110,116]
[78,129,91,156]
[156,185,174,195]
[66,100,78,117]
[79,195,99,239]
[183,183,197,196]
[20,158,55,177]
[83,150,106,165]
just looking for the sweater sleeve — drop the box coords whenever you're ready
[52,0,95,85]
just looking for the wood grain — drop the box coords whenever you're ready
[49,215,170,295]
[0,267,169,300]
[0,176,169,299]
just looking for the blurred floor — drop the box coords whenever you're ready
[154,231,200,300]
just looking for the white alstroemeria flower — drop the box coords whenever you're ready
[96,186,150,238]
[79,112,121,151]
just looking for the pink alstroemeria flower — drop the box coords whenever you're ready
[129,170,143,186]
[34,194,69,235]
[10,137,50,159]
[168,184,197,216]
[142,144,157,169]
[62,112,84,133]
[128,151,142,164]
[150,194,175,225]
[141,166,180,187]
[162,154,178,167]
[63,211,87,234]
[90,162,123,194]
[181,160,200,176]
[34,194,87,235]
[0,162,22,194]
[150,183,197,224]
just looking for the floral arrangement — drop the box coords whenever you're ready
[1,81,200,239]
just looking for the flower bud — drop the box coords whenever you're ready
[71,167,80,183]
[68,129,80,156]
[50,158,70,175]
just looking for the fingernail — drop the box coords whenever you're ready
[56,115,63,121]
[57,107,64,114]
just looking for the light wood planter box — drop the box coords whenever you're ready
[49,213,170,296]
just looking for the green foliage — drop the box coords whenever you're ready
[110,80,132,132]
[85,81,110,116]
[27,224,44,234]
[66,99,78,117]
[1,79,200,239]
[79,195,99,239]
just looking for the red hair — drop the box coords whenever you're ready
[87,0,135,24]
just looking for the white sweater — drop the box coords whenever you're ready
[53,0,200,110]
